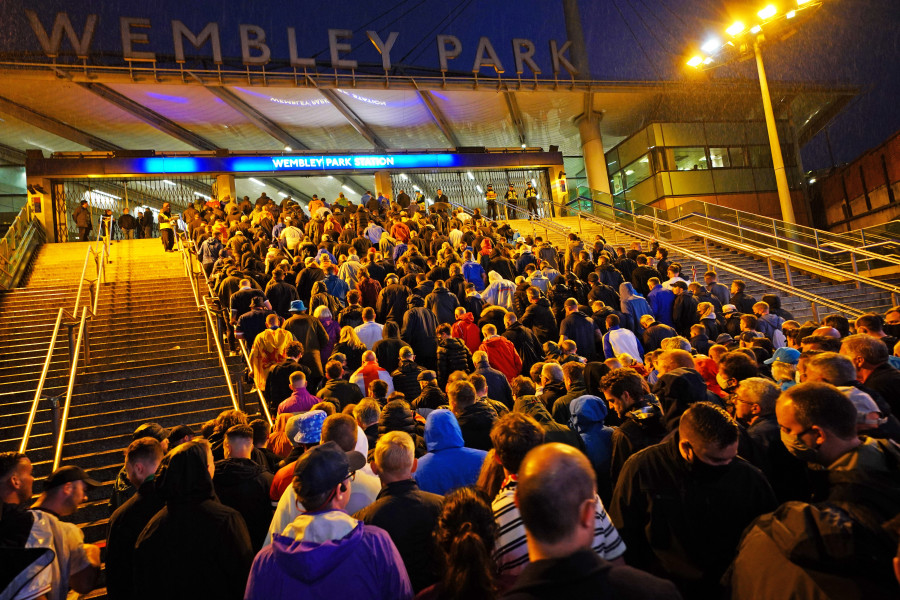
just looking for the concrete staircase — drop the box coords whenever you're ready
[508,216,892,322]
[0,239,239,556]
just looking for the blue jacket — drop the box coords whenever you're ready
[462,261,487,292]
[647,284,675,326]
[414,409,487,496]
[568,395,614,479]
[322,274,349,303]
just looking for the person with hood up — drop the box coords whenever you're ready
[424,279,460,325]
[483,270,516,311]
[414,409,488,495]
[212,425,274,553]
[619,282,654,335]
[401,294,439,370]
[451,307,481,354]
[568,395,615,503]
[653,349,723,431]
[245,441,412,600]
[378,400,428,458]
[521,286,558,345]
[134,439,254,600]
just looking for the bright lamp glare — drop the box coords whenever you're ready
[703,57,714,64]
[342,185,354,193]
[701,39,720,53]
[726,21,745,36]
[786,10,796,18]
[248,178,264,186]
[687,55,704,67]
[797,0,812,5]
[758,5,777,19]
[750,25,762,34]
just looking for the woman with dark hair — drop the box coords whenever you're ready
[208,409,248,460]
[416,487,498,600]
[134,439,254,600]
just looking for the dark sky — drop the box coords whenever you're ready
[3,0,898,170]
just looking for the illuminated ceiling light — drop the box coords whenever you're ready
[687,55,704,67]
[786,10,796,18]
[625,170,634,175]
[726,21,745,36]
[475,185,484,193]
[808,177,816,183]
[701,39,720,53]
[400,173,409,180]
[284,146,292,152]
[703,57,714,64]
[92,190,121,199]
[161,179,176,186]
[757,5,777,19]
[194,191,211,199]
[467,171,475,180]
[750,25,762,34]
[342,185,354,193]
[521,143,527,149]
[249,177,265,186]
[797,0,812,5]
[531,179,537,186]
[277,191,288,197]
[327,175,334,179]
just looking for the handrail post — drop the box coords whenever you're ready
[767,257,775,281]
[66,322,76,370]
[813,229,821,262]
[810,301,819,323]
[82,319,91,367]
[703,238,712,271]
[849,253,861,289]
[236,372,246,413]
[49,397,61,448]
[784,259,793,287]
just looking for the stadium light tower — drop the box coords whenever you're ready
[685,0,824,225]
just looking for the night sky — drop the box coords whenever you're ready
[2,0,897,171]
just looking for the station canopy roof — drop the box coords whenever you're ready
[0,62,856,201]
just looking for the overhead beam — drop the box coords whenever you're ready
[417,91,461,148]
[0,95,121,151]
[203,86,309,151]
[503,92,527,147]
[317,89,388,150]
[0,143,26,165]
[78,82,219,151]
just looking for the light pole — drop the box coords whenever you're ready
[686,1,824,225]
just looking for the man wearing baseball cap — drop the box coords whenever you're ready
[245,441,413,599]
[30,465,102,600]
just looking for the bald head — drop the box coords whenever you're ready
[516,443,596,546]
[812,326,841,339]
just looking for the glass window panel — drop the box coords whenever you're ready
[729,147,747,167]
[664,147,708,171]
[623,154,652,188]
[749,146,773,168]
[709,148,730,168]
[611,171,624,195]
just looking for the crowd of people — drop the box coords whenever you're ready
[4,189,900,599]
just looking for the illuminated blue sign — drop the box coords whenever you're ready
[134,153,462,175]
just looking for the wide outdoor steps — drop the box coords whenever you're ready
[508,216,892,322]
[0,238,248,570]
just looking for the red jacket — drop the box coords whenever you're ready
[452,312,482,354]
[480,335,523,382]
[356,277,382,309]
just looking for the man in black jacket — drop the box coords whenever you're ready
[521,287,558,346]
[630,254,657,297]
[502,312,543,378]
[106,438,165,600]
[448,379,498,451]
[640,314,678,352]
[670,281,699,337]
[436,324,474,387]
[392,346,426,402]
[354,431,443,593]
[317,360,363,410]
[117,207,137,240]
[213,425,274,554]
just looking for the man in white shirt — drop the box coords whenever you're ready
[354,307,384,350]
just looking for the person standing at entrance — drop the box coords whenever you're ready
[158,202,175,252]
[504,183,519,219]
[485,184,499,220]
[73,199,92,242]
[525,181,539,219]
[141,209,154,239]
[118,208,137,240]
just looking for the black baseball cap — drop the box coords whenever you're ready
[293,441,366,503]
[44,465,100,492]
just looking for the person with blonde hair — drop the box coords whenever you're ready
[334,325,368,372]
[354,431,444,593]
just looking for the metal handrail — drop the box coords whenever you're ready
[201,295,242,414]
[19,308,66,453]
[545,198,864,320]
[238,338,275,427]
[51,306,88,471]
[580,193,900,303]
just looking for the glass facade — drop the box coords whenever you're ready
[604,121,803,208]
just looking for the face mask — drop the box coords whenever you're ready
[780,429,820,462]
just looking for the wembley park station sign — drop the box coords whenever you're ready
[23,10,579,77]
[131,153,464,174]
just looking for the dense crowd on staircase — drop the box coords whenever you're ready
[3,190,900,600]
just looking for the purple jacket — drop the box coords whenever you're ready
[244,520,412,600]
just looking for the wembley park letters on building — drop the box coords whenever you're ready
[23,10,579,77]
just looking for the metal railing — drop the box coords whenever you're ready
[21,239,108,458]
[176,233,273,426]
[545,196,865,321]
[0,202,46,290]
[570,187,900,305]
